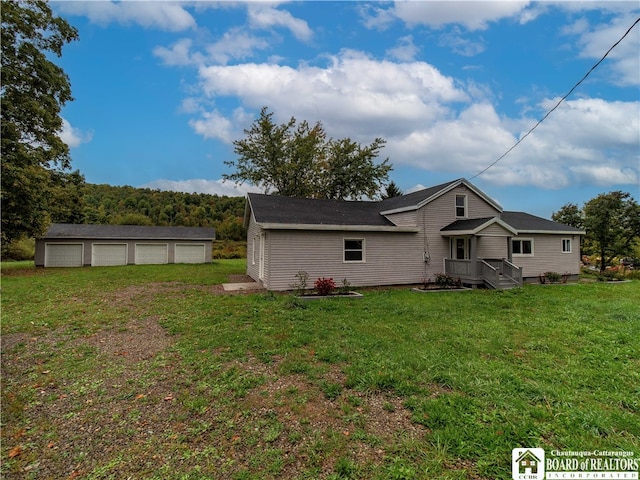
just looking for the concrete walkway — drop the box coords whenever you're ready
[222,282,265,292]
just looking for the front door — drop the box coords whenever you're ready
[452,237,469,260]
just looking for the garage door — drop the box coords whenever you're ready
[135,244,168,265]
[92,244,127,266]
[175,243,206,264]
[45,243,83,267]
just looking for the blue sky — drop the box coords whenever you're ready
[53,1,639,218]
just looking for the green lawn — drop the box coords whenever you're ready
[1,261,638,479]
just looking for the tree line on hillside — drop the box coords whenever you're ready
[79,183,247,240]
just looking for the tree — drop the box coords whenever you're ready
[381,181,403,199]
[552,202,584,229]
[583,191,640,271]
[1,0,79,248]
[225,107,392,200]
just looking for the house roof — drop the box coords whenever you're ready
[379,178,503,214]
[246,179,584,235]
[501,211,584,234]
[441,212,584,235]
[247,193,394,227]
[440,216,518,236]
[41,223,216,240]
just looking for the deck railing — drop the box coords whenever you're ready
[502,259,523,287]
[445,258,522,289]
[443,258,472,277]
[478,260,499,289]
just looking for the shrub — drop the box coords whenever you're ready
[544,271,562,283]
[1,237,35,261]
[290,271,310,295]
[598,269,624,282]
[314,277,336,296]
[339,278,352,295]
[434,273,461,288]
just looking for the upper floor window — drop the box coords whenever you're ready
[455,194,467,217]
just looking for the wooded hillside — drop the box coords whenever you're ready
[81,184,247,241]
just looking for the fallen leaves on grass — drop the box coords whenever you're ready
[8,445,23,458]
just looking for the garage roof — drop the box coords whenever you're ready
[42,223,216,240]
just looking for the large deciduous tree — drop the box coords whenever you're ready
[554,192,640,271]
[583,191,640,272]
[224,107,392,200]
[1,0,79,247]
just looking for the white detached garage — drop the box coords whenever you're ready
[35,224,216,267]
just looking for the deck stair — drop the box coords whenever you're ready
[494,274,519,290]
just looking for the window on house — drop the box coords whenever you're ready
[512,239,533,256]
[455,195,467,217]
[562,238,572,253]
[344,239,365,262]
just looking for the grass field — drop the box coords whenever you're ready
[1,261,639,479]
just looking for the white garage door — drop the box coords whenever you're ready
[45,243,83,267]
[135,244,168,265]
[175,243,206,264]
[92,244,127,266]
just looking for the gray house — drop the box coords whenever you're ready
[35,224,216,267]
[244,178,584,290]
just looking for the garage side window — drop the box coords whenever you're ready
[344,239,365,263]
[562,238,571,253]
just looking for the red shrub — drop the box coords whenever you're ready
[314,277,336,296]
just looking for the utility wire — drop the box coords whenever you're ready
[469,16,640,180]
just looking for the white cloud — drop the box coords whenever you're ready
[475,97,640,188]
[196,49,468,137]
[371,1,531,31]
[153,38,200,66]
[386,35,419,61]
[247,3,313,41]
[570,13,640,87]
[142,178,260,197]
[205,27,270,65]
[570,164,639,186]
[438,28,486,57]
[60,118,92,148]
[186,48,638,190]
[56,1,196,31]
[188,108,253,144]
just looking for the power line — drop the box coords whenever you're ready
[469,16,640,181]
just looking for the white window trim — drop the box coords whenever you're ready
[512,238,534,257]
[343,238,366,263]
[455,194,467,218]
[252,235,257,265]
[561,238,572,254]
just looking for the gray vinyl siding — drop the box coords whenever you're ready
[511,234,582,279]
[245,184,582,290]
[246,214,262,282]
[477,236,509,259]
[419,186,502,280]
[385,210,417,226]
[265,230,425,291]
